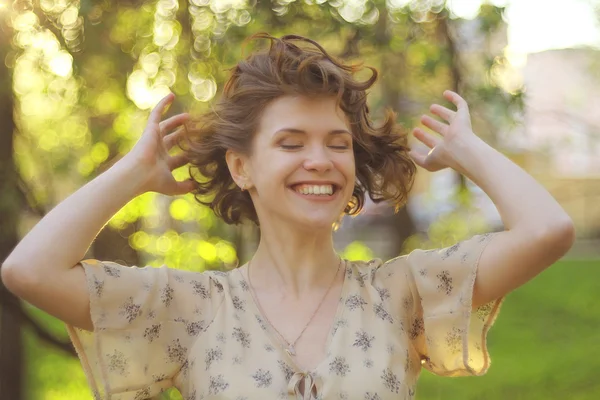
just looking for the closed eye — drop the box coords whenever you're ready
[281,145,349,150]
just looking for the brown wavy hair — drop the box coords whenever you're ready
[180,33,416,225]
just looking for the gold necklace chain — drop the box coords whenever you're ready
[246,257,343,357]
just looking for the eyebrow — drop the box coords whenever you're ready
[274,128,352,136]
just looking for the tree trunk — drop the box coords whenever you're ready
[0,15,23,400]
[374,1,417,256]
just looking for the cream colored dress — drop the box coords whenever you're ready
[67,233,503,400]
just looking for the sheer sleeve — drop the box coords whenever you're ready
[65,260,224,399]
[405,232,504,377]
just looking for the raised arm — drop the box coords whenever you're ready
[410,91,575,309]
[1,93,194,331]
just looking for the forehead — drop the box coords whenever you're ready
[257,95,349,134]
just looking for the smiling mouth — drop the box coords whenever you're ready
[290,183,339,196]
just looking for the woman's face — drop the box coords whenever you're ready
[245,95,356,229]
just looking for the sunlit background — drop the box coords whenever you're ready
[0,0,599,399]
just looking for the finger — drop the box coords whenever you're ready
[149,93,175,125]
[408,149,427,167]
[167,152,190,170]
[412,127,440,148]
[443,90,468,111]
[159,113,190,136]
[409,149,444,172]
[430,104,455,122]
[164,126,186,149]
[420,115,448,136]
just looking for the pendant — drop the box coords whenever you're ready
[286,345,296,357]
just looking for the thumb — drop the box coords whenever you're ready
[172,179,197,196]
[409,149,426,167]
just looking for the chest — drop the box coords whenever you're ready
[251,283,342,371]
[173,282,421,400]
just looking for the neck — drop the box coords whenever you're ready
[249,222,341,298]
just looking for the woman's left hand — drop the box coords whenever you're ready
[409,90,477,173]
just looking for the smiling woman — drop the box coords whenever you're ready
[1,32,574,400]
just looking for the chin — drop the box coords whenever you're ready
[292,212,340,231]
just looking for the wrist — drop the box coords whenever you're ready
[446,133,488,177]
[109,157,151,198]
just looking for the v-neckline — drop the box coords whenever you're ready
[237,259,350,374]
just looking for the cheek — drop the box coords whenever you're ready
[338,153,356,180]
[252,153,299,186]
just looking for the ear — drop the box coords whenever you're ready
[225,149,252,190]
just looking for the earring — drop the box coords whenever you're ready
[240,183,246,191]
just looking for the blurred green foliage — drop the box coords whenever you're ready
[7,0,520,268]
[5,0,579,399]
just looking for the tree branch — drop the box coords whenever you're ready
[339,28,362,59]
[16,172,46,218]
[29,1,70,51]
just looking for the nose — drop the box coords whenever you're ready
[302,146,333,173]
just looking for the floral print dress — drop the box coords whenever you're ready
[66,233,503,400]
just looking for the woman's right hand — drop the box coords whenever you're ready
[1,94,197,332]
[121,93,197,196]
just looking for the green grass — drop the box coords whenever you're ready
[417,259,600,400]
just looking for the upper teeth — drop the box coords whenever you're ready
[295,184,334,195]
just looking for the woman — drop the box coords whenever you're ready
[1,33,574,399]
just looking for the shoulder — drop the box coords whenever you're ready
[347,255,411,287]
[167,268,236,300]
[80,260,232,305]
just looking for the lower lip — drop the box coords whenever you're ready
[288,187,340,202]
